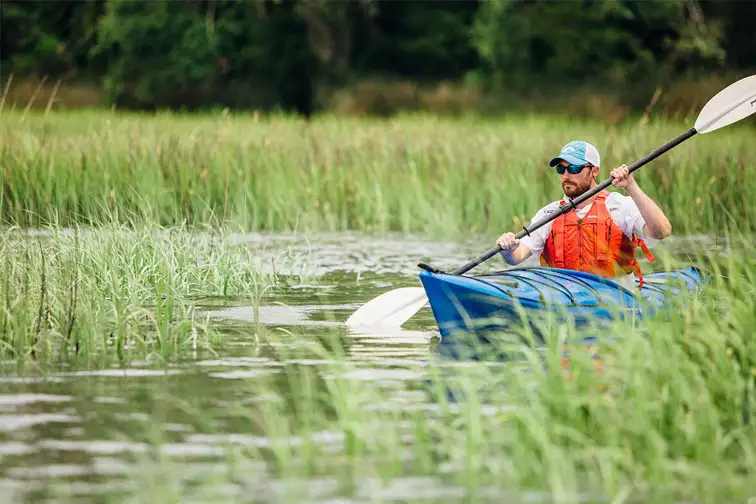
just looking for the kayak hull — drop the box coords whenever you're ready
[418,266,705,341]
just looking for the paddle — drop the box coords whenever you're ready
[345,73,756,328]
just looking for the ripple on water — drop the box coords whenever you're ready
[0,394,72,405]
[186,430,344,449]
[0,414,79,432]
[207,369,280,379]
[35,439,236,458]
[203,304,349,327]
[52,369,184,377]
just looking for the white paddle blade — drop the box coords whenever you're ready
[695,74,756,134]
[345,287,428,328]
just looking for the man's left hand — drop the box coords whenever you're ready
[610,164,638,190]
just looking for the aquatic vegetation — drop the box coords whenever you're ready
[1,108,755,502]
[1,110,754,237]
[0,223,278,363]
[49,239,751,504]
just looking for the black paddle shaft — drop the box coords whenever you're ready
[418,127,698,277]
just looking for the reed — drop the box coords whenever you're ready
[84,238,756,504]
[0,221,278,363]
[1,110,754,237]
[3,108,756,503]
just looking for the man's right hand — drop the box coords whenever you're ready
[496,232,520,253]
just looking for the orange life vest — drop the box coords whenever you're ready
[539,192,655,288]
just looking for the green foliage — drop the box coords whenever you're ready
[2,0,754,113]
[353,1,480,80]
[87,0,319,112]
[0,0,104,78]
[0,224,278,362]
[472,0,727,93]
[92,0,220,109]
[2,110,755,236]
[57,241,756,503]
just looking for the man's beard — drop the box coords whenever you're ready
[562,179,592,198]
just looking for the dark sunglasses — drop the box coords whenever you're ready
[555,163,592,175]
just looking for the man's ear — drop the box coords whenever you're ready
[592,165,600,179]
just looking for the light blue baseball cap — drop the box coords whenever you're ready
[549,140,601,167]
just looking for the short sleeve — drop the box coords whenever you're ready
[519,202,559,255]
[608,193,659,248]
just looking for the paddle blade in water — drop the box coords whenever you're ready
[695,74,756,134]
[345,287,428,327]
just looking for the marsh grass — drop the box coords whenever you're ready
[3,108,756,503]
[1,110,754,237]
[83,238,756,504]
[0,222,279,363]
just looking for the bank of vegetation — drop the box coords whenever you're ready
[1,111,754,237]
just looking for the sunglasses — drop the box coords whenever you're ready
[555,163,592,175]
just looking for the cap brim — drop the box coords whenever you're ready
[549,154,587,167]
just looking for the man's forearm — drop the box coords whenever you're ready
[626,183,672,239]
[500,243,533,265]
[500,250,519,265]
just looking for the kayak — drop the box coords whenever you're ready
[418,266,706,339]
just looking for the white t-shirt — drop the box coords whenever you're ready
[519,192,659,256]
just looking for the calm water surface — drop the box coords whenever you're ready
[0,231,725,503]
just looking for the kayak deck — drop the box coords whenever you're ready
[418,266,705,338]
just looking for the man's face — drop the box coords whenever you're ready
[558,160,599,198]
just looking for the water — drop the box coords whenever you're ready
[0,231,728,503]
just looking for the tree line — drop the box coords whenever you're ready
[2,0,755,116]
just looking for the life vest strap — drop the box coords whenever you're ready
[596,217,609,262]
[633,235,656,263]
[630,235,655,290]
[552,210,565,268]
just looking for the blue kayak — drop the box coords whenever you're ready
[418,266,706,338]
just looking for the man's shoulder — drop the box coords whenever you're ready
[536,200,562,217]
[605,191,638,213]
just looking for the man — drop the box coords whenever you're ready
[496,140,672,287]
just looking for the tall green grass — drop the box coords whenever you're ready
[0,222,278,363]
[2,108,756,503]
[78,238,756,504]
[2,110,754,236]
